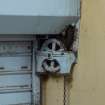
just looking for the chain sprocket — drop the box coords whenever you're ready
[41,39,65,52]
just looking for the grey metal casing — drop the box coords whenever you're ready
[0,0,80,34]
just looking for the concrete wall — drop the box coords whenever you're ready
[43,0,105,105]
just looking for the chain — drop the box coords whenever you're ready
[64,76,71,105]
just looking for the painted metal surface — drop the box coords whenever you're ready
[0,0,80,34]
[36,38,76,74]
[41,39,65,51]
[0,16,79,34]
[0,41,40,105]
[0,0,79,16]
[36,51,75,74]
[32,41,41,105]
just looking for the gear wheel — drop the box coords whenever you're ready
[41,39,65,51]
[42,59,60,73]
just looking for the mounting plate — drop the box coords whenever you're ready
[36,51,76,74]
